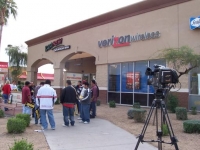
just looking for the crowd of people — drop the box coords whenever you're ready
[2,79,99,130]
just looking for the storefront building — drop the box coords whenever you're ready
[25,0,200,110]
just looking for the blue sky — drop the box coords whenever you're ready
[0,0,143,73]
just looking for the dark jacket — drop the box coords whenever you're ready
[60,86,77,104]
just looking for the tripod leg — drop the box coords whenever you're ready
[135,100,156,150]
[160,101,179,150]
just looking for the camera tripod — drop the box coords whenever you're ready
[134,90,179,150]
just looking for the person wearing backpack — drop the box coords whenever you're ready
[90,80,99,118]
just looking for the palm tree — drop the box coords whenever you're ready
[5,45,27,81]
[0,0,17,48]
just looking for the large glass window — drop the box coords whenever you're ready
[121,62,133,92]
[108,64,120,91]
[108,92,120,103]
[190,67,200,94]
[134,93,147,106]
[108,64,121,103]
[121,93,133,105]
[134,61,148,93]
[107,59,166,106]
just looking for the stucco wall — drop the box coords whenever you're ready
[27,1,200,92]
[96,64,108,89]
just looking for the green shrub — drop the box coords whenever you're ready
[133,102,140,108]
[161,124,169,136]
[132,108,146,123]
[109,100,116,108]
[96,100,101,106]
[9,139,33,150]
[191,106,197,115]
[7,118,26,133]
[0,109,4,118]
[55,98,60,105]
[175,107,188,120]
[127,109,134,119]
[183,120,200,133]
[16,114,31,127]
[167,94,179,113]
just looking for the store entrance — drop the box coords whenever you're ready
[63,53,96,87]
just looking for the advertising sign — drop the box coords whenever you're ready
[126,72,140,89]
[190,16,200,30]
[66,73,82,86]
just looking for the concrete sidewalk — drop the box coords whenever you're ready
[35,113,157,150]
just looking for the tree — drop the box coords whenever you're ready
[157,46,200,78]
[5,45,27,81]
[0,0,17,47]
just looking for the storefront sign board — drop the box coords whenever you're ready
[190,16,200,30]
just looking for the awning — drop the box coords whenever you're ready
[18,72,54,80]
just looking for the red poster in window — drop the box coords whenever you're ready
[126,72,140,89]
[134,72,140,90]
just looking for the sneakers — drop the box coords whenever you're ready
[77,117,82,120]
[41,126,47,130]
[62,124,69,127]
[84,121,89,124]
[51,128,55,130]
[79,120,84,123]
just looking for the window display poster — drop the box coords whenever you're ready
[126,72,140,89]
[66,73,82,86]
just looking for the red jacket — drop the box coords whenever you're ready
[2,84,11,95]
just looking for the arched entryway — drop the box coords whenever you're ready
[61,51,96,86]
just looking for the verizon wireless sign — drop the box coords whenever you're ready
[98,31,160,48]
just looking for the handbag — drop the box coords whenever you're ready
[25,102,35,109]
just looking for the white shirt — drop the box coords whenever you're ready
[36,84,57,109]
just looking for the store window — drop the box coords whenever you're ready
[134,61,148,93]
[190,67,200,94]
[108,64,121,103]
[107,59,166,106]
[108,64,120,91]
[121,62,133,91]
[121,93,133,105]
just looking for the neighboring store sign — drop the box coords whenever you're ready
[0,62,8,68]
[45,38,63,51]
[53,45,71,52]
[190,16,200,30]
[98,31,160,48]
[45,38,71,52]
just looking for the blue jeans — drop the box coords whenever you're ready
[81,104,90,122]
[2,94,8,111]
[40,109,55,129]
[22,105,31,114]
[79,102,82,118]
[90,101,96,117]
[63,106,75,126]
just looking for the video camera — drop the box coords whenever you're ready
[145,64,179,89]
